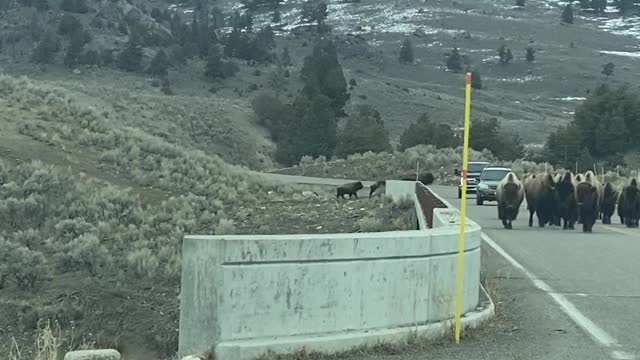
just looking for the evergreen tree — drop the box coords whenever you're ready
[498,44,513,64]
[300,39,350,117]
[446,48,463,72]
[526,46,536,62]
[602,62,615,77]
[147,50,170,77]
[281,46,292,66]
[272,7,281,23]
[562,4,574,24]
[275,94,336,165]
[593,0,607,13]
[117,38,143,72]
[205,45,238,80]
[256,25,275,49]
[268,62,288,97]
[470,70,482,90]
[35,0,49,11]
[516,0,525,6]
[399,37,414,64]
[399,114,457,150]
[58,14,82,36]
[301,1,328,25]
[335,105,391,157]
[63,31,85,68]
[577,147,595,173]
[614,0,635,12]
[61,0,88,13]
[30,32,61,64]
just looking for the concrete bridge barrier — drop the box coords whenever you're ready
[178,181,483,359]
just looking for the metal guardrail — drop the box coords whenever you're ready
[415,183,448,228]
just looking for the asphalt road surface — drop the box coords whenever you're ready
[258,173,640,360]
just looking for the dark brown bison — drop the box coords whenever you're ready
[618,179,640,228]
[496,172,525,229]
[524,173,556,228]
[399,172,434,185]
[369,180,386,198]
[337,181,364,200]
[600,183,618,225]
[576,182,598,233]
[554,171,578,230]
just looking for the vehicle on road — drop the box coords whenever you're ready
[458,161,491,199]
[476,167,513,206]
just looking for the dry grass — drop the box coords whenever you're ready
[34,320,63,360]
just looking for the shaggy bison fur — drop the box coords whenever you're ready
[618,179,640,228]
[554,172,578,230]
[337,181,364,200]
[496,172,525,229]
[524,173,556,228]
[600,183,618,225]
[369,180,386,198]
[577,182,598,233]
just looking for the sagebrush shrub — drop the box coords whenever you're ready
[0,237,48,290]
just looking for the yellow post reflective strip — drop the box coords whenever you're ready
[454,72,472,344]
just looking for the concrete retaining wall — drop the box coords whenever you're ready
[178,185,482,359]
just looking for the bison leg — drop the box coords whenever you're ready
[528,210,534,227]
[508,220,513,230]
[502,219,508,229]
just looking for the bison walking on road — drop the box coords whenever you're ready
[496,172,525,229]
[577,182,598,233]
[524,173,556,228]
[618,179,640,228]
[337,181,364,200]
[554,171,578,230]
[600,183,618,225]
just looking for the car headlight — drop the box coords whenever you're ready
[478,183,488,190]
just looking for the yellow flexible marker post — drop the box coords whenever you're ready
[454,72,472,344]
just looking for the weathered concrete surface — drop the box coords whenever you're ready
[63,350,121,360]
[386,180,416,201]
[178,187,483,360]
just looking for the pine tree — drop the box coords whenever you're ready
[526,46,536,62]
[30,32,61,64]
[593,0,607,13]
[257,25,275,49]
[281,46,292,66]
[471,70,482,90]
[602,62,615,77]
[615,0,635,12]
[58,14,82,36]
[516,0,525,6]
[446,48,463,72]
[205,45,238,80]
[399,37,414,64]
[300,39,350,117]
[562,4,574,24]
[578,147,594,173]
[272,8,281,23]
[268,62,288,97]
[147,50,170,77]
[335,105,391,157]
[63,31,85,68]
[117,38,143,72]
[301,1,328,25]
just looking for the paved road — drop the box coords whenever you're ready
[430,185,640,360]
[257,173,640,359]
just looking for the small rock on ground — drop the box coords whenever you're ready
[64,349,121,360]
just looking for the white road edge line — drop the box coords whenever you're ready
[481,232,626,353]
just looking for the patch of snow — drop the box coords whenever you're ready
[600,50,640,58]
[551,97,587,101]
[489,75,544,83]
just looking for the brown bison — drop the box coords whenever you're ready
[600,183,618,225]
[554,171,578,230]
[496,172,525,229]
[576,182,598,233]
[369,180,386,198]
[524,173,556,228]
[618,178,640,228]
[337,181,364,200]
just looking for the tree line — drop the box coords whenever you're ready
[543,84,640,171]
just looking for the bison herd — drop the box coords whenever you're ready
[496,170,640,232]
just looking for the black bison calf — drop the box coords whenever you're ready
[600,183,618,225]
[554,172,578,230]
[337,181,364,200]
[496,172,525,229]
[618,179,640,228]
[577,182,598,233]
[369,180,386,198]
